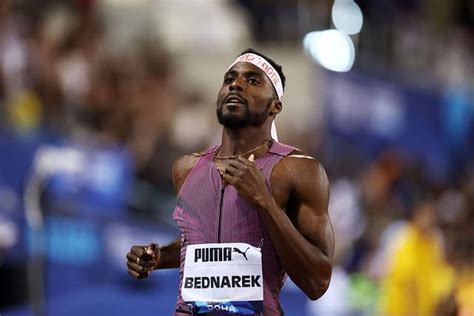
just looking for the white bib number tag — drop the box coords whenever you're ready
[181,243,263,314]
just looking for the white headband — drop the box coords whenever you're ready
[227,53,284,101]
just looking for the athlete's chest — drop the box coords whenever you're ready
[177,168,263,243]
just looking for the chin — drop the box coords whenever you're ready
[217,113,247,129]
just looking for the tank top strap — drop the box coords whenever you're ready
[267,141,298,156]
[200,145,220,156]
[256,141,298,183]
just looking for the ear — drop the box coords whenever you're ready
[270,99,282,116]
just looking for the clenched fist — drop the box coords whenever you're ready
[126,243,160,279]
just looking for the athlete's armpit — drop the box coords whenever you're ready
[172,153,201,193]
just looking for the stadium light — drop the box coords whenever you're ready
[332,0,363,35]
[303,30,355,72]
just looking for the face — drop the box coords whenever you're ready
[413,201,437,233]
[216,62,281,129]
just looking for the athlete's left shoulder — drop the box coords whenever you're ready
[274,145,328,182]
[272,141,318,162]
[280,143,322,166]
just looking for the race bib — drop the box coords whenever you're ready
[181,243,263,314]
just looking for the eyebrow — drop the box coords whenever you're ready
[225,70,265,79]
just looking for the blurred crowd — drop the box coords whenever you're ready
[317,149,474,315]
[0,0,194,189]
[0,0,473,315]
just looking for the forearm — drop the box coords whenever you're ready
[155,237,181,270]
[258,199,332,299]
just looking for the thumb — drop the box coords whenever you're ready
[145,243,160,260]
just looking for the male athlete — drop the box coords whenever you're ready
[126,49,334,315]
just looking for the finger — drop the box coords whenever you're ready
[132,245,156,261]
[127,268,149,280]
[131,245,146,257]
[127,261,146,273]
[145,243,161,262]
[145,243,157,256]
[237,156,253,165]
[128,250,155,266]
[127,269,140,279]
[248,154,254,162]
[127,260,155,273]
[136,271,150,279]
[222,173,235,185]
[140,252,154,261]
[127,254,156,268]
[126,252,138,263]
[224,165,240,176]
[222,174,231,186]
[238,156,263,171]
[228,159,247,169]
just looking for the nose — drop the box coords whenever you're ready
[229,76,244,92]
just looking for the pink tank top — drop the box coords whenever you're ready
[172,141,296,316]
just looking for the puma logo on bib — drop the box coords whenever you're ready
[182,243,264,314]
[233,247,250,260]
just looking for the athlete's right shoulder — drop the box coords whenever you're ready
[171,153,202,191]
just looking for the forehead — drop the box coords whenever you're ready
[226,62,269,82]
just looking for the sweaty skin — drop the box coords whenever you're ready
[126,60,334,300]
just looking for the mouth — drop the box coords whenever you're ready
[224,94,246,105]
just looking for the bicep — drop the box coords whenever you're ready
[295,203,334,258]
[292,161,334,258]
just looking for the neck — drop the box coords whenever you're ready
[219,126,271,157]
[412,222,435,239]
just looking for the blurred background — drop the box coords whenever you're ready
[0,0,472,315]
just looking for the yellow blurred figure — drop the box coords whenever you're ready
[456,270,474,316]
[7,91,43,133]
[379,200,455,316]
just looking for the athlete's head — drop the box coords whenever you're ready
[404,193,438,235]
[216,49,286,130]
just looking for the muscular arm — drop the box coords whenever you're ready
[223,154,334,299]
[154,154,200,270]
[264,155,334,300]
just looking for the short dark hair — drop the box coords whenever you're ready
[239,48,286,90]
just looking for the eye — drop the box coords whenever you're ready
[248,78,259,85]
[224,76,234,84]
